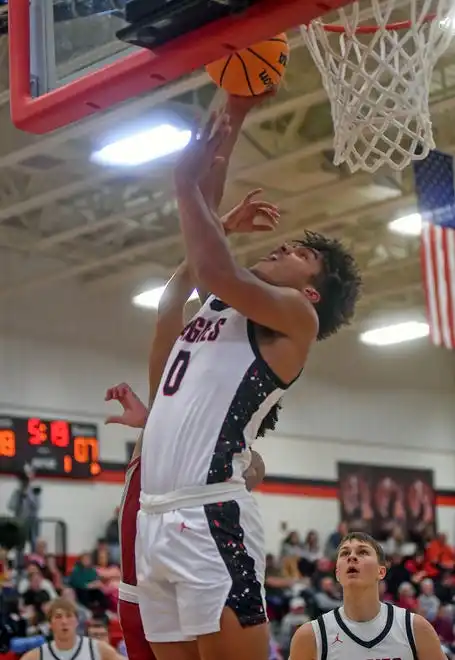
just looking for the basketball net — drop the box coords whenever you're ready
[301,0,455,173]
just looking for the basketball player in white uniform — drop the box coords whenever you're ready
[290,531,446,660]
[20,598,118,660]
[135,111,362,660]
[105,165,279,660]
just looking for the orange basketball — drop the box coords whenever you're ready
[205,34,289,97]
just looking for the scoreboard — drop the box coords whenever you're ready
[0,415,100,478]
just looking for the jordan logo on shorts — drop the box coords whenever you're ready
[180,522,190,533]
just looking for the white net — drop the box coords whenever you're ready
[301,0,455,173]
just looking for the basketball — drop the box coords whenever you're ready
[205,34,289,97]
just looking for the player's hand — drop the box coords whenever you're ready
[222,189,280,233]
[227,86,279,116]
[104,382,147,428]
[174,112,231,185]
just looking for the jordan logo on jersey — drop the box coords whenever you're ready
[332,633,343,645]
[180,316,227,343]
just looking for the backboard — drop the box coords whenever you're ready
[9,0,356,135]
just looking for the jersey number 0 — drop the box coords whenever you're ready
[163,350,190,395]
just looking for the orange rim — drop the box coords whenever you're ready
[320,13,436,33]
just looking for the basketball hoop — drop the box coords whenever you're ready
[301,0,455,173]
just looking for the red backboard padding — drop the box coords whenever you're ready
[9,0,355,134]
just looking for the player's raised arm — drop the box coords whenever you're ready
[197,93,275,304]
[174,115,318,348]
[199,93,275,212]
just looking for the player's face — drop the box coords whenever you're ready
[251,242,324,298]
[50,608,78,640]
[336,539,386,589]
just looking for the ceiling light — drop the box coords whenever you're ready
[360,321,430,347]
[388,213,422,236]
[440,15,455,31]
[92,124,192,167]
[133,285,199,310]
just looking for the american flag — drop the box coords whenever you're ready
[412,149,455,349]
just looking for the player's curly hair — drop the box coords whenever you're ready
[294,232,362,340]
[256,400,282,438]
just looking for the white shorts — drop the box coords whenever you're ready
[135,484,266,643]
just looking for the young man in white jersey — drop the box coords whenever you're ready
[290,531,446,660]
[136,113,362,660]
[21,598,119,660]
[106,183,279,660]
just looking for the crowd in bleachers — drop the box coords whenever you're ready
[0,509,124,656]
[2,518,455,660]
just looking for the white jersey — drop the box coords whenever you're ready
[141,295,291,495]
[39,637,102,660]
[312,603,417,660]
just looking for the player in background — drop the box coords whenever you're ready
[20,598,119,660]
[108,86,281,660]
[290,531,446,660]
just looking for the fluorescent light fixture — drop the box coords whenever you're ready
[360,321,430,347]
[440,15,455,31]
[388,213,422,236]
[133,286,199,310]
[92,124,192,166]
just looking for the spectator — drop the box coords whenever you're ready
[386,553,411,599]
[92,539,111,567]
[280,532,304,559]
[7,469,41,554]
[382,525,415,557]
[18,563,57,600]
[69,553,107,613]
[435,571,455,605]
[105,509,121,565]
[95,548,121,611]
[418,578,440,622]
[280,597,310,658]
[433,605,455,648]
[310,557,333,591]
[265,554,296,622]
[378,580,394,603]
[405,550,438,585]
[314,576,342,614]
[28,539,47,569]
[324,522,348,561]
[427,533,455,573]
[299,530,322,577]
[20,570,51,629]
[44,554,64,592]
[87,619,110,643]
[396,582,418,612]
